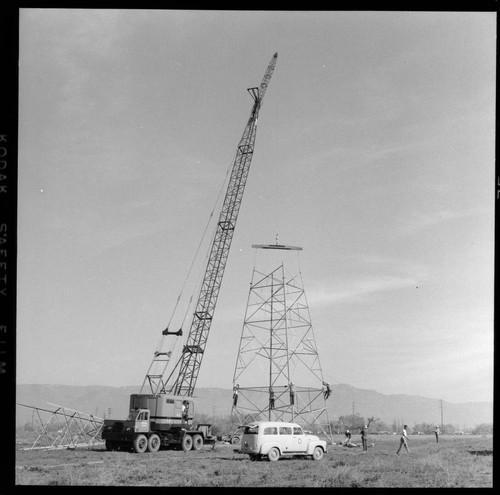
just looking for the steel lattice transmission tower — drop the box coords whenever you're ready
[231,243,333,441]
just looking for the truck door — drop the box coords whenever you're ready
[136,410,150,433]
[292,426,308,452]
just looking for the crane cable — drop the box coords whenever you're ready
[164,86,264,335]
[145,158,235,391]
[160,142,240,346]
[147,93,259,392]
[156,149,238,389]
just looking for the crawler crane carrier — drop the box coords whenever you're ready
[102,53,278,453]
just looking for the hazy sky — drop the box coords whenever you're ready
[17,10,495,405]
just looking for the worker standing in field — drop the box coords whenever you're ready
[344,429,352,446]
[434,425,440,443]
[360,425,368,452]
[396,424,410,455]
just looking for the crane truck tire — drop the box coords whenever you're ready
[105,440,115,451]
[192,434,203,451]
[148,434,161,453]
[181,434,193,451]
[133,434,148,453]
[231,436,241,445]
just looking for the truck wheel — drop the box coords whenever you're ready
[231,436,240,445]
[181,434,193,451]
[148,434,161,453]
[105,440,115,451]
[312,446,324,461]
[267,447,280,462]
[133,434,148,453]
[192,434,203,451]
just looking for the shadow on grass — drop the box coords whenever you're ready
[467,450,492,456]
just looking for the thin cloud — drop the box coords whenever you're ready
[307,274,418,307]
[306,253,429,307]
[47,10,139,119]
[398,208,474,237]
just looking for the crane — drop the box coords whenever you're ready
[102,53,278,453]
[164,51,278,398]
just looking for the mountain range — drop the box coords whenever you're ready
[15,383,492,429]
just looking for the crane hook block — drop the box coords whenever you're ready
[162,328,183,336]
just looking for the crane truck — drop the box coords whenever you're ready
[101,53,278,453]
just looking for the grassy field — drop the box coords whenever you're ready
[15,434,493,487]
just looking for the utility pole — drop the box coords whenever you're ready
[352,402,355,416]
[440,399,444,428]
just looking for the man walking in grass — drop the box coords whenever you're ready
[396,424,410,455]
[434,425,440,443]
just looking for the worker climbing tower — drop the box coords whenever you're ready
[231,242,333,441]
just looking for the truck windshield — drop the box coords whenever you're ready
[127,410,139,421]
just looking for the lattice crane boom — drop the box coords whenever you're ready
[146,53,277,397]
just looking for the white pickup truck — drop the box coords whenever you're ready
[238,421,327,462]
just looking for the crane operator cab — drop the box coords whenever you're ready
[128,393,195,429]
